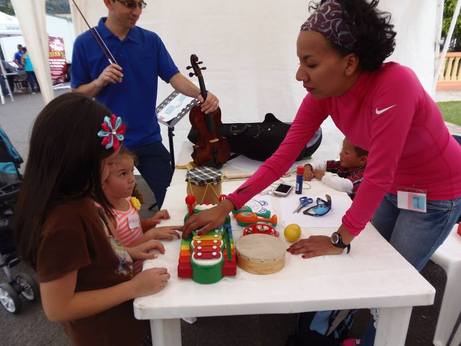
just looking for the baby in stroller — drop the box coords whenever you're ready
[0,127,38,314]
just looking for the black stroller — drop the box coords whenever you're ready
[0,126,39,314]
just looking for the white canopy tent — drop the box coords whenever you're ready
[68,0,442,106]
[12,0,442,106]
[0,11,20,103]
[10,0,53,103]
[0,10,21,36]
[7,0,447,158]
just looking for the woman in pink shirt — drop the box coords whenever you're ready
[184,0,461,275]
[186,1,461,342]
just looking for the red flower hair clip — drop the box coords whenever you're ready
[97,114,126,150]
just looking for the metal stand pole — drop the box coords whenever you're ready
[168,126,175,171]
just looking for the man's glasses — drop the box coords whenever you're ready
[115,0,147,9]
[303,194,332,216]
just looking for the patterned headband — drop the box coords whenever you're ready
[300,0,356,51]
[97,114,126,151]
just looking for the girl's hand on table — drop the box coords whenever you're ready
[145,226,181,241]
[287,235,344,258]
[127,240,165,260]
[182,199,234,239]
[146,209,170,228]
[131,267,170,297]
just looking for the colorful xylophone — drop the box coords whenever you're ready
[178,206,237,284]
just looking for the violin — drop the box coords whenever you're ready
[187,54,230,168]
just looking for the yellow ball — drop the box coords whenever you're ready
[284,224,301,243]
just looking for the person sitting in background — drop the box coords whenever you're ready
[304,138,367,199]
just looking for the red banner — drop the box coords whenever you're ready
[48,36,67,85]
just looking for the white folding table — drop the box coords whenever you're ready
[134,159,435,346]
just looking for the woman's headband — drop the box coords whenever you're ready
[300,0,356,51]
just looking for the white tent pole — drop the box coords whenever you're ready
[434,0,461,90]
[433,0,445,93]
[10,0,54,104]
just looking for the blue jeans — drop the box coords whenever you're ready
[361,193,461,345]
[372,193,461,271]
[130,142,172,209]
[26,71,39,92]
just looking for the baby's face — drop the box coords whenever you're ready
[339,139,363,169]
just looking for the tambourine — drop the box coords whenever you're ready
[242,223,279,237]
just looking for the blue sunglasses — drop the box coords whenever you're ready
[303,194,332,216]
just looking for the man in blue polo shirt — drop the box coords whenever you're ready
[71,0,219,208]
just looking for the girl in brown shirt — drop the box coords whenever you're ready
[14,93,170,346]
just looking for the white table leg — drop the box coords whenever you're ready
[449,316,461,346]
[374,307,412,346]
[150,318,182,346]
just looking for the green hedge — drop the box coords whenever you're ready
[438,101,461,126]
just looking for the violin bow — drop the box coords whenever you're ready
[70,0,119,65]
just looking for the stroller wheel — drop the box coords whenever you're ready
[14,273,39,302]
[0,283,22,313]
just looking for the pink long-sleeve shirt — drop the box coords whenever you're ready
[227,62,461,235]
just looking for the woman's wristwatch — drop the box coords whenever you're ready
[330,232,351,254]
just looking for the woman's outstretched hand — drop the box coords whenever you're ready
[287,235,344,258]
[182,199,234,239]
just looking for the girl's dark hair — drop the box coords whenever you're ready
[311,0,396,71]
[118,146,138,165]
[14,92,115,268]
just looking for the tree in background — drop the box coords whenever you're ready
[443,0,461,50]
[0,0,14,15]
[0,0,70,16]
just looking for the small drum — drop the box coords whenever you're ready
[186,166,222,205]
[236,234,286,275]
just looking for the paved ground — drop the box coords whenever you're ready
[0,90,460,345]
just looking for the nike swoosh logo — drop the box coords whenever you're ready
[375,104,396,115]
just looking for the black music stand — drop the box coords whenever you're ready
[157,91,197,170]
